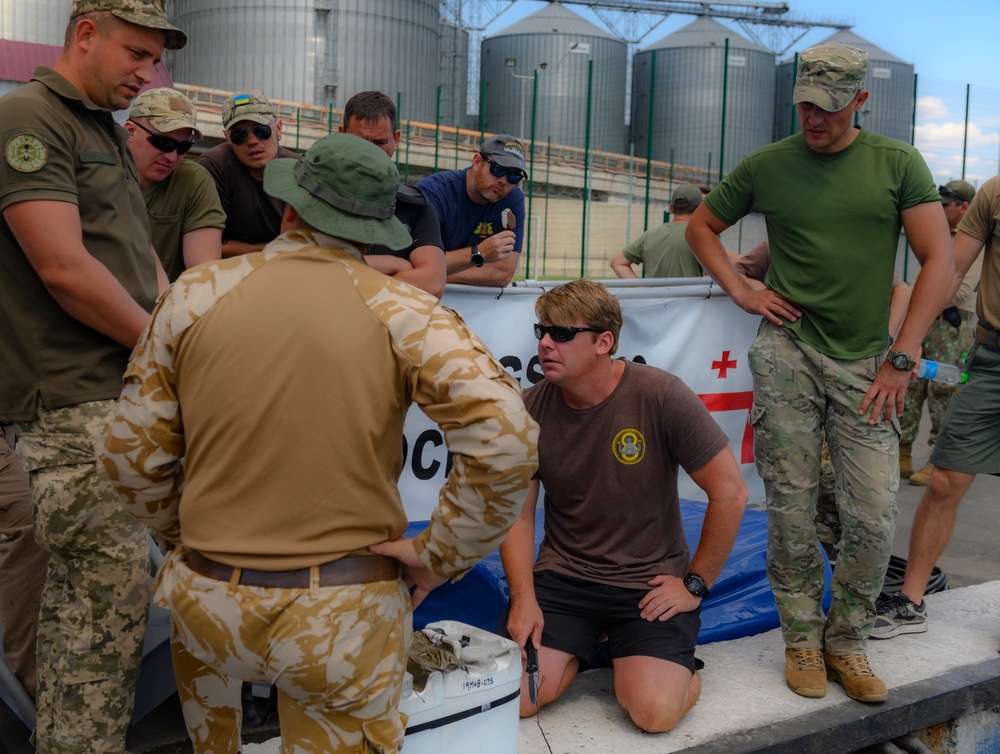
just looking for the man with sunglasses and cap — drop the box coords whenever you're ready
[899,180,981,486]
[102,131,538,753]
[0,0,185,750]
[126,87,225,281]
[416,134,527,286]
[687,43,953,703]
[499,279,747,732]
[198,88,298,257]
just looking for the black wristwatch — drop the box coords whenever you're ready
[886,349,916,371]
[684,572,711,599]
[470,244,484,268]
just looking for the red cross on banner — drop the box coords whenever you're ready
[712,350,737,378]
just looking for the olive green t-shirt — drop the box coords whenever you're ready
[706,129,939,360]
[623,220,703,278]
[0,68,157,420]
[144,160,226,282]
[956,175,1000,331]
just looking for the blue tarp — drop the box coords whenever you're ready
[409,501,832,644]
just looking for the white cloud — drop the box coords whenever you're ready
[917,96,950,121]
[915,121,999,151]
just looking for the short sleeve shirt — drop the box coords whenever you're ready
[0,67,157,419]
[144,160,226,281]
[957,175,1000,331]
[368,185,444,260]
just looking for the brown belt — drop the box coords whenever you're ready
[186,551,401,588]
[975,324,1000,352]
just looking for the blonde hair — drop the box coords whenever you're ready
[535,279,623,355]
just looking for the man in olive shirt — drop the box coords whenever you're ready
[126,87,225,281]
[0,1,183,750]
[610,184,705,279]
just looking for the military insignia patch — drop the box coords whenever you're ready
[5,134,47,173]
[613,428,646,465]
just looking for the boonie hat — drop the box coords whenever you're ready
[264,132,411,250]
[671,184,702,211]
[70,0,186,50]
[939,180,975,204]
[129,88,202,140]
[223,90,277,131]
[793,43,868,113]
[481,134,528,179]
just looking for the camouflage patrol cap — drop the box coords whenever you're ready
[129,88,202,139]
[793,43,868,113]
[222,90,277,131]
[939,180,976,204]
[70,0,187,50]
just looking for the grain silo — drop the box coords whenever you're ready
[774,30,914,143]
[631,15,775,178]
[440,19,470,128]
[170,0,441,121]
[0,0,70,45]
[480,2,627,153]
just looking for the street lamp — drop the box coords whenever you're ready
[505,58,546,140]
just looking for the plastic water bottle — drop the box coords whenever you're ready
[916,359,968,385]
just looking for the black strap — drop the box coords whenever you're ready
[404,688,520,735]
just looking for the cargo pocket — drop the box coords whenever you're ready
[362,714,406,754]
[748,401,774,481]
[16,431,118,555]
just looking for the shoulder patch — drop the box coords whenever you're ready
[5,134,47,173]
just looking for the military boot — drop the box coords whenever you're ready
[909,461,934,486]
[824,652,888,703]
[898,443,914,478]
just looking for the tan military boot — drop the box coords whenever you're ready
[909,461,934,486]
[899,443,914,478]
[824,652,888,703]
[785,648,826,698]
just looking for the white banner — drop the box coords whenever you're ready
[398,281,765,521]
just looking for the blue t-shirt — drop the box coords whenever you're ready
[416,168,525,253]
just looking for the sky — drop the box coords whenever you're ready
[482,0,1000,184]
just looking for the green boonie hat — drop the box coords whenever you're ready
[793,43,868,113]
[129,87,201,140]
[671,183,702,211]
[264,133,411,251]
[70,0,186,50]
[939,180,975,204]
[222,90,277,131]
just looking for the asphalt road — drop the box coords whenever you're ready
[2,413,997,753]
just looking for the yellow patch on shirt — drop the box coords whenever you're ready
[5,134,47,173]
[613,428,646,465]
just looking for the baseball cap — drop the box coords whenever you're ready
[264,133,411,251]
[70,0,186,50]
[129,88,202,140]
[939,180,975,204]
[793,43,868,113]
[671,184,702,211]
[222,90,277,131]
[481,134,528,179]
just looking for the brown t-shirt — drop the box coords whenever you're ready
[957,175,1000,331]
[524,360,729,589]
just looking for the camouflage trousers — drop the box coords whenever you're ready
[900,310,976,447]
[15,400,150,754]
[157,549,412,754]
[749,322,898,655]
[0,423,50,699]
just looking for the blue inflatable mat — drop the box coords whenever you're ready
[408,501,832,644]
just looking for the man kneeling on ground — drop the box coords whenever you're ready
[499,279,747,732]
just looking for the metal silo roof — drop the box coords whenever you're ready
[488,1,618,40]
[812,29,908,65]
[643,15,769,53]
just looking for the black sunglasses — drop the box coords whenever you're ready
[481,154,524,184]
[229,123,273,146]
[130,120,194,155]
[533,323,604,343]
[938,185,964,203]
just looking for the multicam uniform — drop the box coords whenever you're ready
[102,229,538,753]
[706,127,939,655]
[0,66,157,752]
